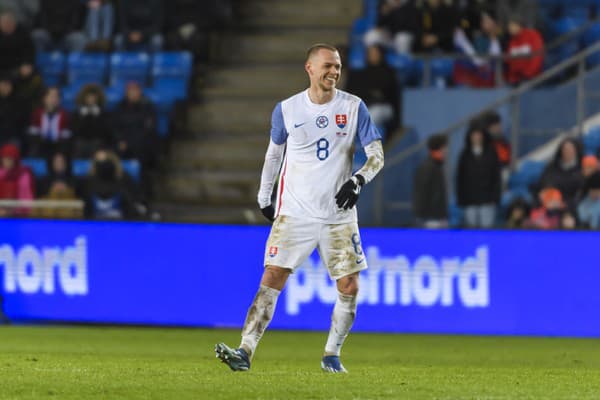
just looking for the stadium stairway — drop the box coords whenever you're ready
[155,0,361,223]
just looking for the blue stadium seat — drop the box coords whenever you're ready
[72,159,92,177]
[60,84,83,112]
[152,52,192,80]
[109,52,150,87]
[430,58,454,88]
[349,44,366,70]
[22,158,47,177]
[363,0,379,24]
[385,52,421,86]
[67,52,108,86]
[143,88,173,112]
[351,17,372,45]
[36,52,66,86]
[508,160,547,190]
[151,78,188,101]
[104,84,125,111]
[121,159,141,182]
[584,125,600,154]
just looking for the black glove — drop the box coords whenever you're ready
[261,205,275,222]
[335,174,365,210]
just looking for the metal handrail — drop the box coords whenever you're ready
[0,199,84,209]
[385,39,600,169]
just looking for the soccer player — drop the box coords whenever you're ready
[215,43,384,373]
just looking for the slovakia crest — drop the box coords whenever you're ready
[316,115,329,129]
[336,114,347,129]
[268,246,278,258]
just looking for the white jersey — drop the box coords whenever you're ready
[270,89,381,224]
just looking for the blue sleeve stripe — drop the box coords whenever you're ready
[357,100,382,147]
[271,102,288,145]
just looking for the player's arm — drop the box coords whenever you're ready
[335,101,385,210]
[257,102,288,221]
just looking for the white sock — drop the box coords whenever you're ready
[324,292,357,356]
[240,285,280,358]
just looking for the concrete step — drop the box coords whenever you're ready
[158,169,261,205]
[202,65,308,98]
[238,0,360,28]
[214,29,349,63]
[187,98,275,135]
[168,138,267,170]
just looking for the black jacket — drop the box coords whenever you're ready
[118,0,163,38]
[413,156,448,220]
[537,138,584,207]
[37,0,84,38]
[456,130,501,206]
[0,25,35,73]
[378,0,420,36]
[0,90,29,144]
[346,63,401,129]
[416,2,458,53]
[111,98,157,163]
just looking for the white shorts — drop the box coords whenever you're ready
[263,215,368,281]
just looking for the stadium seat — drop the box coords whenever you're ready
[508,160,546,190]
[348,44,366,70]
[157,112,170,137]
[104,84,125,111]
[385,52,421,86]
[60,84,82,112]
[351,17,372,45]
[430,58,454,88]
[584,125,600,154]
[67,52,108,86]
[151,78,188,101]
[121,159,141,182]
[109,52,151,87]
[363,0,379,24]
[152,52,193,80]
[582,23,600,67]
[72,159,92,177]
[36,52,66,86]
[22,158,47,177]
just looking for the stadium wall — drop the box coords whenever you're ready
[0,220,598,337]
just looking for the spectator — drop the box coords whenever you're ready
[82,148,136,220]
[505,15,543,86]
[0,143,35,216]
[480,110,510,167]
[456,121,501,228]
[0,75,28,149]
[0,10,34,77]
[31,0,86,52]
[27,87,72,158]
[505,197,530,229]
[412,133,448,228]
[165,0,214,62]
[536,138,584,209]
[415,0,459,53]
[453,10,502,88]
[345,45,401,131]
[526,187,565,230]
[111,81,158,168]
[13,60,43,115]
[114,0,163,52]
[33,150,81,219]
[72,84,112,158]
[84,0,114,49]
[36,150,76,197]
[582,155,599,178]
[364,0,420,54]
[577,172,600,229]
[560,210,577,230]
[0,0,39,29]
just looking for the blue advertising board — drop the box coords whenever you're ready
[0,219,599,336]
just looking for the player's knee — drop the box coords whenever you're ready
[261,265,290,291]
[337,274,359,296]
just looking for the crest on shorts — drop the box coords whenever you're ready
[316,115,329,129]
[268,246,278,258]
[336,114,347,129]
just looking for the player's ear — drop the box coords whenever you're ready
[305,61,312,76]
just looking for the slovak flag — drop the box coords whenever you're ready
[336,114,347,129]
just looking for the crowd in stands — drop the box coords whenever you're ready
[413,111,600,230]
[0,0,234,220]
[351,0,595,88]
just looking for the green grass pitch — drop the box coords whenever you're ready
[1,325,600,399]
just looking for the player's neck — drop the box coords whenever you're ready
[307,86,336,105]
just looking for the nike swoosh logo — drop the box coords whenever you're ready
[294,122,307,128]
[356,258,364,264]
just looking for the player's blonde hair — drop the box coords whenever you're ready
[306,43,339,62]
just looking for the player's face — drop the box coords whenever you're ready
[307,49,342,92]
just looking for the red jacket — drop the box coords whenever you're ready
[506,28,544,84]
[28,108,71,142]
